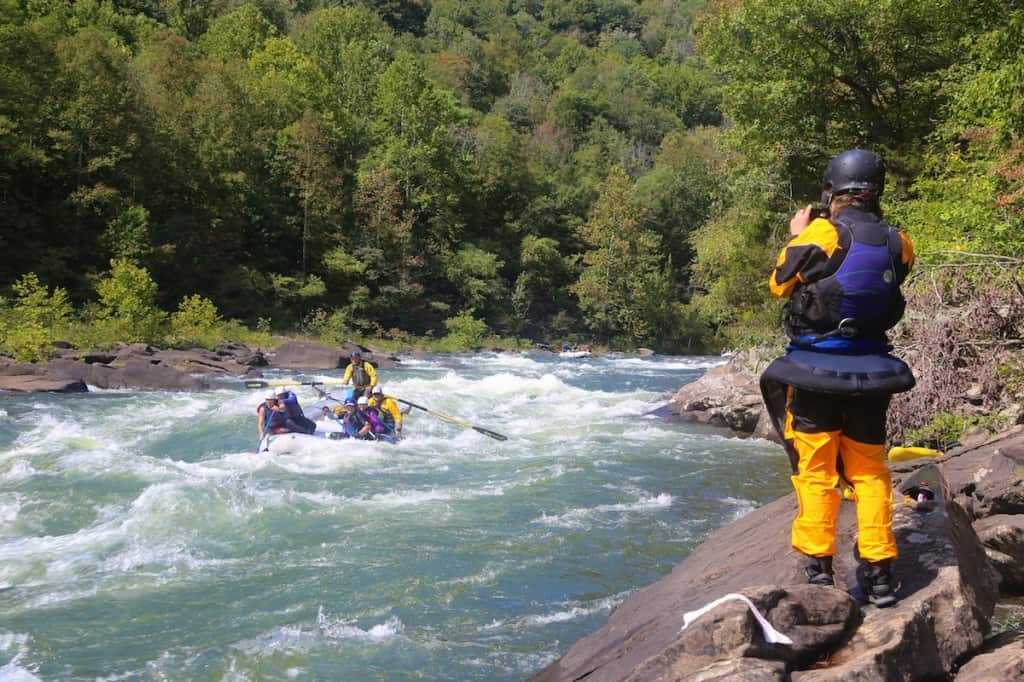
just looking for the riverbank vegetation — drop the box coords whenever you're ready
[2,2,1023,378]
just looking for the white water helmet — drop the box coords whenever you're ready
[265,389,277,399]
[357,396,368,405]
[372,385,383,394]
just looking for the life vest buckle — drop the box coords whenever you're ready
[835,318,859,339]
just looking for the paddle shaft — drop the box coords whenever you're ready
[394,398,508,441]
[245,379,350,390]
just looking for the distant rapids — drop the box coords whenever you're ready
[0,353,790,680]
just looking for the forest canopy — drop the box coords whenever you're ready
[1,0,1022,354]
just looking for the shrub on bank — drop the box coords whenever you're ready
[0,274,75,363]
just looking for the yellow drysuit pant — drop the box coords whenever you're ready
[784,388,897,563]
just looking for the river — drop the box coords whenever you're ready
[0,353,791,680]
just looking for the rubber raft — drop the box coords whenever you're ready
[258,399,398,454]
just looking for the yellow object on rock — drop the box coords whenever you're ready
[888,446,943,463]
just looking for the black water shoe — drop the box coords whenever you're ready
[861,560,898,608]
[805,556,835,587]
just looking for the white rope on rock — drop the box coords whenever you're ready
[679,592,794,645]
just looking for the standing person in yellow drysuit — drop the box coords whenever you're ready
[341,349,378,397]
[760,149,916,608]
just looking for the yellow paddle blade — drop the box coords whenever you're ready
[888,446,943,463]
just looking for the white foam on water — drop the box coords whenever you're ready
[606,357,725,371]
[521,591,627,627]
[1,460,38,483]
[0,632,40,682]
[232,624,314,656]
[0,493,21,529]
[533,493,675,529]
[317,608,404,642]
[256,442,390,475]
[20,586,100,610]
[360,481,511,509]
[722,496,759,521]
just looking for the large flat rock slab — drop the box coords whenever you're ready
[534,464,997,681]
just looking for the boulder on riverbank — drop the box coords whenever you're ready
[667,361,773,438]
[270,340,399,370]
[534,429,1024,681]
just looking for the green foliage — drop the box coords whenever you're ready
[94,259,166,344]
[904,412,1009,451]
[438,310,490,351]
[302,307,351,346]
[699,0,977,195]
[27,0,1022,355]
[0,273,74,362]
[571,166,664,346]
[199,4,278,61]
[168,294,223,348]
[443,245,505,313]
[512,235,569,336]
[102,205,151,261]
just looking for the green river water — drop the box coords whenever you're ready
[0,353,791,680]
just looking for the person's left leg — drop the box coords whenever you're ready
[838,395,895,562]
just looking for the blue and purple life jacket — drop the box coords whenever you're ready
[784,210,907,348]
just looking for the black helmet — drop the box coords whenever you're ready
[823,149,885,198]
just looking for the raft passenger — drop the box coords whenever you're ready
[256,389,289,438]
[341,398,372,439]
[275,386,317,434]
[369,385,403,439]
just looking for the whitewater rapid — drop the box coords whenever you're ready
[0,353,790,680]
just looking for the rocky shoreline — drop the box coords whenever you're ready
[0,340,401,393]
[536,361,1024,680]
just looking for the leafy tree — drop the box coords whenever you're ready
[361,0,429,36]
[443,245,506,313]
[94,259,166,343]
[0,273,74,362]
[345,167,426,329]
[275,110,346,278]
[169,294,223,348]
[440,309,489,350]
[698,0,979,195]
[198,4,277,61]
[293,6,394,141]
[511,235,570,336]
[635,131,714,284]
[371,51,469,254]
[102,205,152,261]
[571,166,662,344]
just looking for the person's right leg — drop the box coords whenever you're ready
[840,396,898,607]
[786,389,843,581]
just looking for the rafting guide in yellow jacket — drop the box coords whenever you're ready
[759,149,916,608]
